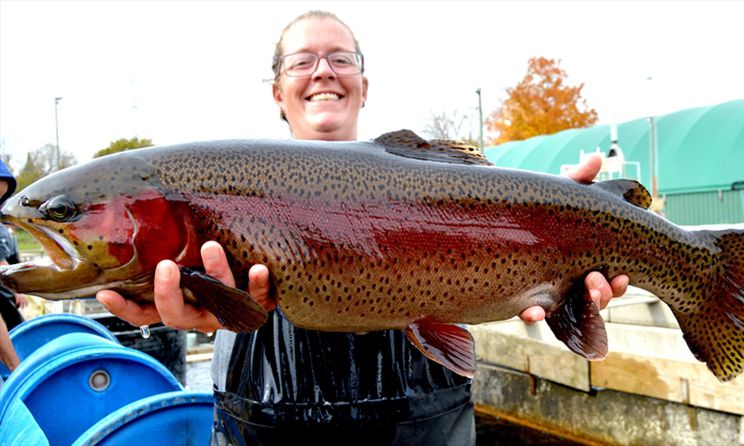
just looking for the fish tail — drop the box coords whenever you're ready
[676,229,744,382]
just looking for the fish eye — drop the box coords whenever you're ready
[40,195,79,222]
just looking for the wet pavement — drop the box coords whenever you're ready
[185,359,213,392]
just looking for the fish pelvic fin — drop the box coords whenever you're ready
[545,276,608,360]
[179,267,268,332]
[405,319,476,378]
[676,229,744,382]
[594,179,652,209]
[375,129,493,166]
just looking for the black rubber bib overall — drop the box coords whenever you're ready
[212,311,474,446]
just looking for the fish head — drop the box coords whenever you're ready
[0,152,201,299]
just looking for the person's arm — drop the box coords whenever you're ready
[0,316,20,372]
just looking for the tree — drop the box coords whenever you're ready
[16,143,77,192]
[94,137,153,158]
[423,109,479,146]
[0,138,12,169]
[0,153,12,170]
[486,57,598,144]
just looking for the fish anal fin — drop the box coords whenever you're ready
[405,319,476,378]
[546,278,608,360]
[179,267,268,332]
[375,129,493,166]
[594,179,652,209]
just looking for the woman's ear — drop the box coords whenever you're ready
[272,82,285,114]
[362,77,369,106]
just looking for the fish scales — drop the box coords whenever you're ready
[1,132,742,381]
[151,142,700,321]
[153,142,729,358]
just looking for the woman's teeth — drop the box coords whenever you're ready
[308,93,340,102]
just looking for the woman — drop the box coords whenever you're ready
[98,11,628,445]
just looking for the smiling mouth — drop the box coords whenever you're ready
[306,92,343,102]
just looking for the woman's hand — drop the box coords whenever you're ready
[97,241,275,333]
[518,153,630,324]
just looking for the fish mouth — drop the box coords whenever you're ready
[0,259,152,300]
[0,216,146,299]
[3,214,81,271]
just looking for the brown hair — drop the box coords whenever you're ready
[272,11,363,122]
[272,11,362,79]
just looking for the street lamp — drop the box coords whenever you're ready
[54,97,62,169]
[475,88,483,151]
[645,77,658,199]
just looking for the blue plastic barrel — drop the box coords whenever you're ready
[73,391,214,445]
[0,398,50,446]
[0,332,182,446]
[0,313,119,379]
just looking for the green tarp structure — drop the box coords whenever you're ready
[484,100,744,195]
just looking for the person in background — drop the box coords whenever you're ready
[0,160,21,374]
[0,223,26,331]
[0,318,19,376]
[98,11,629,445]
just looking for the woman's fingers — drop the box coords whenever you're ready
[249,264,275,311]
[565,153,602,183]
[519,306,546,324]
[153,259,222,332]
[202,241,236,287]
[96,290,163,327]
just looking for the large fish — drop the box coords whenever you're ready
[1,130,742,381]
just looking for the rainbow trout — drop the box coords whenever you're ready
[1,130,742,381]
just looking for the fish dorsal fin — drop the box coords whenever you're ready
[375,129,493,166]
[405,319,476,378]
[594,179,652,209]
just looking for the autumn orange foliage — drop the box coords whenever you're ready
[486,57,598,144]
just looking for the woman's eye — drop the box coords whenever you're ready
[331,55,352,66]
[287,55,315,69]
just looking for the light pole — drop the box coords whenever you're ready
[54,97,62,169]
[475,88,483,151]
[645,77,658,200]
[647,116,657,199]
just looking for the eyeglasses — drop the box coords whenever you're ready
[279,51,364,77]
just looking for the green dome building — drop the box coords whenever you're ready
[484,100,744,225]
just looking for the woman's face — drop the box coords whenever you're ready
[273,17,368,141]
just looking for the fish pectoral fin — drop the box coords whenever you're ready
[179,267,268,332]
[375,129,493,166]
[594,179,652,209]
[405,320,476,378]
[545,280,608,360]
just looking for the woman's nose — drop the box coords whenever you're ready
[312,56,336,79]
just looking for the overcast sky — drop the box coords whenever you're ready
[1,0,742,168]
